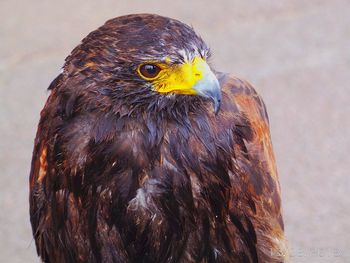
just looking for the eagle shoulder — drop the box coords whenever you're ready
[218,73,288,262]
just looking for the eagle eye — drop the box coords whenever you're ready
[138,64,161,79]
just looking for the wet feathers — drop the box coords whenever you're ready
[29,14,287,263]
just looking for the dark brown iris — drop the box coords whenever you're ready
[139,64,161,79]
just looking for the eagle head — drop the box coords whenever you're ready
[62,14,221,115]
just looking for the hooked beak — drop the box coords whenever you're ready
[151,56,222,114]
[193,69,222,115]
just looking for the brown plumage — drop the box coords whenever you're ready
[29,14,287,263]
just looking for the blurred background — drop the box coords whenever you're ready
[1,0,349,262]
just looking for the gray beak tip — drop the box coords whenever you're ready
[192,70,222,115]
[214,98,221,115]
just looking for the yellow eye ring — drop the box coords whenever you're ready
[138,64,162,80]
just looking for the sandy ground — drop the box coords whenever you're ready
[1,0,349,262]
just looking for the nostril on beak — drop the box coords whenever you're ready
[195,73,201,79]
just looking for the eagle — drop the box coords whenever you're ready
[29,14,287,263]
